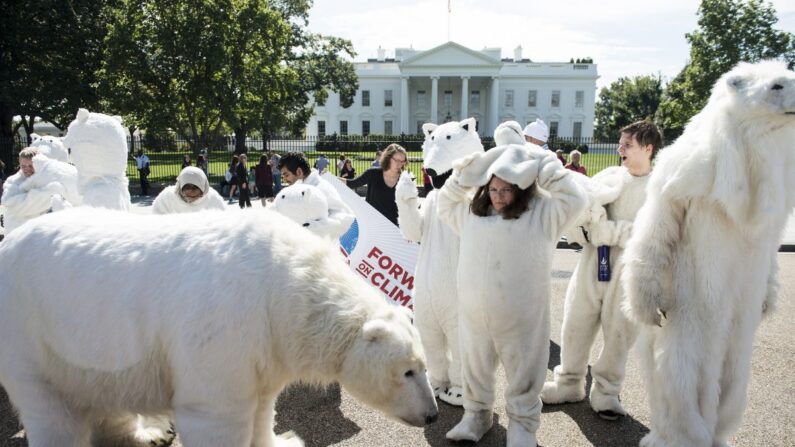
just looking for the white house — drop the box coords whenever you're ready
[308,41,598,138]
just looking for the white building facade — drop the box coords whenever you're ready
[308,41,598,138]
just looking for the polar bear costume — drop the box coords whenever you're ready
[394,117,484,406]
[152,167,225,214]
[0,208,438,447]
[623,60,795,447]
[541,165,649,418]
[438,144,586,447]
[1,153,80,233]
[63,108,132,211]
[30,133,70,163]
[270,183,331,235]
[299,169,354,239]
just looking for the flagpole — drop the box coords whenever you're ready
[447,0,451,41]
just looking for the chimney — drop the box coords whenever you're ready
[377,46,386,62]
[514,45,522,62]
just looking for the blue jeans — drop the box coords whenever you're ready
[273,172,282,194]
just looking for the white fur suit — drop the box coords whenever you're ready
[394,118,484,406]
[152,167,226,214]
[542,166,649,418]
[438,144,586,446]
[623,61,795,447]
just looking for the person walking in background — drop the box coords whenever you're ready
[181,154,191,169]
[371,150,382,168]
[339,158,356,185]
[227,155,239,203]
[255,155,274,207]
[314,154,329,174]
[235,153,252,208]
[565,150,587,175]
[135,150,150,196]
[340,144,407,225]
[337,154,347,173]
[556,149,567,166]
[270,152,282,194]
[196,154,208,176]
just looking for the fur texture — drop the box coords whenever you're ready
[152,167,225,214]
[395,118,484,405]
[623,60,795,447]
[300,170,354,239]
[63,108,131,210]
[30,133,69,163]
[0,208,438,447]
[271,183,334,237]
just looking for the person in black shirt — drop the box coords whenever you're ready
[341,144,407,225]
[235,153,252,208]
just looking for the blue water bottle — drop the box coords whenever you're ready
[597,245,611,282]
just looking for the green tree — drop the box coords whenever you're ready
[657,0,795,140]
[594,75,662,141]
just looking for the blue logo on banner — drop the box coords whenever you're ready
[339,219,359,257]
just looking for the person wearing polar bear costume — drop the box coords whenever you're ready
[278,152,354,239]
[152,166,226,214]
[0,207,439,447]
[394,117,485,406]
[270,183,335,237]
[29,133,70,163]
[541,120,662,420]
[1,148,80,233]
[438,143,586,447]
[63,108,132,211]
[623,60,795,447]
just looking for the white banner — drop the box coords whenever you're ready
[323,173,419,310]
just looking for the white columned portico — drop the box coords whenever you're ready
[400,76,409,134]
[431,76,439,124]
[460,76,469,119]
[489,76,500,134]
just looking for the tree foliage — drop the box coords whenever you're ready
[657,0,795,140]
[594,75,662,141]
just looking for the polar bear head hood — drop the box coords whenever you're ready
[270,183,329,227]
[455,143,543,190]
[63,108,128,177]
[175,166,211,203]
[30,134,69,163]
[421,117,483,188]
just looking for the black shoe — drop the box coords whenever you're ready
[597,410,624,421]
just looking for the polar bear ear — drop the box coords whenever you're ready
[422,122,438,137]
[726,75,746,91]
[362,319,395,342]
[460,117,476,132]
[77,108,90,123]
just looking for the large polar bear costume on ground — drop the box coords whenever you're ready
[623,60,795,447]
[0,208,438,447]
[394,117,484,406]
[63,108,132,211]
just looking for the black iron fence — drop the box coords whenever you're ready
[1,135,621,195]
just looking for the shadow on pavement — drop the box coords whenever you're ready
[544,341,649,447]
[274,383,361,446]
[0,387,25,446]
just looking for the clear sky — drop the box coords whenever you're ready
[306,0,795,91]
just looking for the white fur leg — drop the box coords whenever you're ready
[639,431,669,447]
[438,386,463,406]
[540,379,585,404]
[507,419,538,447]
[589,390,626,420]
[445,409,493,442]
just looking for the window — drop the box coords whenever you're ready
[362,120,370,136]
[575,90,584,108]
[317,120,326,137]
[527,90,537,107]
[384,90,393,107]
[384,120,393,135]
[417,90,427,108]
[505,89,514,108]
[551,90,561,108]
[417,120,424,134]
[340,120,348,136]
[444,90,453,110]
[549,121,559,138]
[470,90,480,109]
[573,121,582,139]
[362,90,370,107]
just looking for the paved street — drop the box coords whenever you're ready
[1,247,793,446]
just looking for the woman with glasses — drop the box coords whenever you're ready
[152,166,226,214]
[437,145,586,447]
[340,143,407,225]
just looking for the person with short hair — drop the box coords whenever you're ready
[152,166,225,214]
[542,120,662,421]
[236,154,252,208]
[314,154,329,174]
[523,119,550,150]
[135,150,151,196]
[278,152,354,239]
[556,149,567,166]
[565,150,587,175]
[340,144,407,225]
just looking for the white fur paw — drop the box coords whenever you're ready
[589,392,626,421]
[624,282,664,326]
[446,410,493,442]
[540,380,585,404]
[438,386,463,406]
[395,172,419,202]
[507,419,537,447]
[133,416,176,447]
[274,431,305,447]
